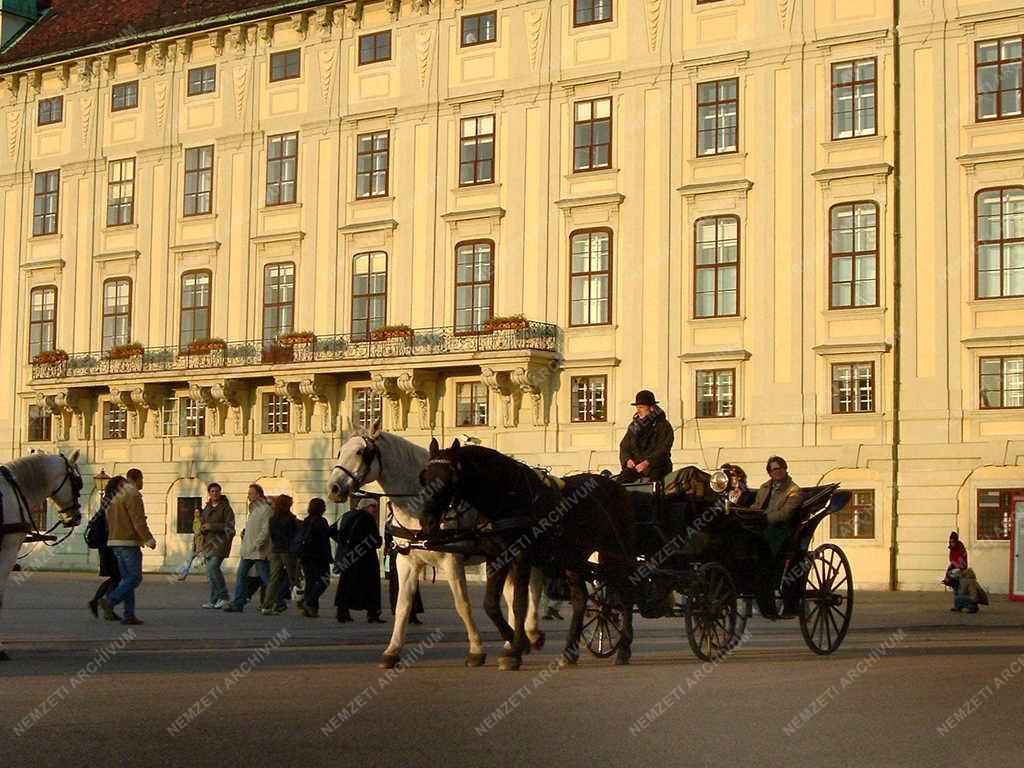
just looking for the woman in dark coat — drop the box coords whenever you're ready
[332,498,384,623]
[297,498,333,618]
[87,475,126,618]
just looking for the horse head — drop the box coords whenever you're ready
[328,419,384,503]
[47,450,84,527]
[418,437,464,535]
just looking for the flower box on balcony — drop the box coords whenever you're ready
[261,344,295,364]
[484,315,529,332]
[277,331,317,346]
[106,342,145,360]
[32,349,69,364]
[184,337,227,356]
[371,325,414,341]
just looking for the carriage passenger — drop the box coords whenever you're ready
[751,456,803,555]
[618,390,675,483]
[721,464,753,505]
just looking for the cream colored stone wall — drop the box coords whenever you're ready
[0,0,1020,592]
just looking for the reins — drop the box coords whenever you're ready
[0,456,82,558]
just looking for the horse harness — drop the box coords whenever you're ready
[0,455,83,543]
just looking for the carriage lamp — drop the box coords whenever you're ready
[710,470,729,495]
[93,469,110,494]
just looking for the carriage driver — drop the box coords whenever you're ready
[751,456,803,555]
[618,390,675,483]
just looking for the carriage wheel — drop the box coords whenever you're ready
[799,543,854,655]
[685,563,743,662]
[581,578,624,659]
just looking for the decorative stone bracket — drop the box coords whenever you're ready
[371,370,436,431]
[273,376,334,434]
[37,389,92,442]
[481,363,549,427]
[189,380,245,436]
[112,385,167,439]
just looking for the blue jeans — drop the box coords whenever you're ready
[230,558,270,608]
[205,555,229,602]
[106,546,143,620]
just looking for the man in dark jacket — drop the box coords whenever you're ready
[297,498,333,618]
[332,498,384,623]
[619,390,675,482]
[199,483,235,609]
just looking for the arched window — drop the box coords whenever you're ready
[102,277,132,352]
[180,270,212,349]
[829,202,879,309]
[351,252,387,340]
[569,229,612,326]
[976,187,1024,299]
[454,241,494,333]
[694,215,739,318]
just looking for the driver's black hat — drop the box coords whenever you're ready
[631,390,658,406]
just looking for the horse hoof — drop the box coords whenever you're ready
[614,655,630,666]
[0,651,9,662]
[498,656,521,672]
[465,653,487,668]
[531,631,546,651]
[378,654,400,669]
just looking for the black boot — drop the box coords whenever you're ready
[337,609,353,623]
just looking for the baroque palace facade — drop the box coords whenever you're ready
[0,0,1022,591]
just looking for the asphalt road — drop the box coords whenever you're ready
[2,574,1023,768]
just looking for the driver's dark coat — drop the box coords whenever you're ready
[618,412,675,480]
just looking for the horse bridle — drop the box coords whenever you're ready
[334,436,383,493]
[1,454,83,540]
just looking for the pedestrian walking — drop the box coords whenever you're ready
[98,468,155,625]
[261,494,301,615]
[384,504,422,624]
[199,482,235,609]
[332,498,384,624]
[87,475,127,618]
[224,485,272,612]
[297,498,332,618]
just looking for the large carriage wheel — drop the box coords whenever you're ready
[685,563,743,662]
[799,543,854,655]
[581,577,624,659]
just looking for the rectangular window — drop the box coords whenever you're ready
[459,115,495,186]
[33,170,59,236]
[352,251,387,340]
[697,78,739,156]
[574,0,613,27]
[29,286,57,361]
[830,490,875,539]
[570,229,612,326]
[455,241,494,333]
[830,201,879,308]
[353,387,383,431]
[977,489,1021,540]
[111,81,139,111]
[263,263,295,344]
[980,356,1024,409]
[266,132,299,206]
[976,37,1023,122]
[832,59,877,140]
[831,362,875,414]
[103,402,128,440]
[573,97,612,172]
[976,187,1024,299]
[184,145,214,216]
[161,397,179,438]
[462,11,497,46]
[359,31,392,65]
[107,158,135,227]
[571,376,607,423]
[187,65,217,96]
[270,50,301,82]
[456,382,488,427]
[356,131,390,199]
[694,215,739,318]
[177,497,202,534]
[181,398,206,437]
[696,369,735,418]
[38,96,63,126]
[263,393,290,434]
[102,278,132,353]
[180,271,212,349]
[28,404,52,442]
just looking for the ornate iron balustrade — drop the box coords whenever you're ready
[31,322,560,381]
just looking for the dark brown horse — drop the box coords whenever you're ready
[420,439,636,669]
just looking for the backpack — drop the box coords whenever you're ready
[84,508,108,549]
[289,518,310,557]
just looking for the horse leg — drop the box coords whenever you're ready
[484,563,514,646]
[561,570,587,666]
[500,560,531,672]
[0,533,27,662]
[526,566,545,651]
[615,575,634,666]
[380,554,421,669]
[445,555,486,667]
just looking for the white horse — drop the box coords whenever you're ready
[0,451,84,660]
[327,426,544,668]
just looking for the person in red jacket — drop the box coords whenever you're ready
[943,531,969,590]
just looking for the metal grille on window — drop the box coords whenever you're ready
[832,363,874,414]
[830,490,875,539]
[571,376,606,422]
[264,394,290,434]
[353,388,382,431]
[104,403,128,439]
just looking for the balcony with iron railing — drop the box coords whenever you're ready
[30,321,561,383]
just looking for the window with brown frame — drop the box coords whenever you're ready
[29,286,57,361]
[456,382,488,427]
[697,78,738,156]
[980,355,1024,409]
[455,241,494,333]
[352,387,383,432]
[694,215,739,318]
[33,170,59,236]
[573,0,612,27]
[696,369,735,418]
[977,489,1021,540]
[111,81,139,111]
[103,402,128,440]
[352,251,387,341]
[831,362,875,414]
[180,270,212,350]
[176,497,203,534]
[102,277,132,353]
[184,145,214,216]
[462,11,497,46]
[573,97,612,172]
[266,132,298,206]
[831,59,877,140]
[107,158,135,227]
[38,96,63,126]
[263,263,295,344]
[28,404,52,443]
[830,201,879,308]
[356,131,390,199]
[270,50,301,82]
[570,229,612,326]
[263,393,290,434]
[459,115,495,186]
[359,31,392,65]
[976,36,1023,122]
[187,65,217,96]
[571,376,607,422]
[975,187,1024,299]
[830,490,875,539]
